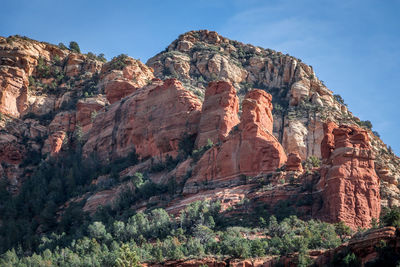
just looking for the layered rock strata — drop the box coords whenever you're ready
[184,89,287,194]
[319,123,381,229]
[195,81,240,148]
[83,79,202,161]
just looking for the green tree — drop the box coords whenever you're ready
[335,221,352,242]
[69,41,81,53]
[88,221,111,241]
[58,42,68,50]
[115,244,139,267]
[381,207,400,227]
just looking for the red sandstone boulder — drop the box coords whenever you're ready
[184,89,287,194]
[83,79,202,161]
[319,124,380,229]
[100,57,154,104]
[195,81,240,148]
[286,152,303,172]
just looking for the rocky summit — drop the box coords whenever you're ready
[0,31,400,266]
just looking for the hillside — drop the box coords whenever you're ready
[0,31,399,266]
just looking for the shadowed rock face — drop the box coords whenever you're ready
[184,89,287,194]
[195,81,240,148]
[48,131,66,156]
[83,78,202,161]
[319,124,381,229]
[0,142,25,164]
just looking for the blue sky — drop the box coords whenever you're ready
[1,0,399,153]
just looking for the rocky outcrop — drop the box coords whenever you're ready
[319,123,381,229]
[49,131,66,156]
[48,111,76,133]
[313,226,399,266]
[76,95,107,133]
[64,53,102,77]
[0,65,28,117]
[100,56,154,104]
[195,81,240,148]
[0,141,25,165]
[83,79,202,161]
[0,36,104,119]
[286,152,303,172]
[184,90,286,194]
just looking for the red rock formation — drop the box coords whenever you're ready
[64,53,102,77]
[313,226,398,266]
[184,89,287,194]
[49,131,66,156]
[286,152,303,172]
[76,96,107,133]
[100,57,154,104]
[83,79,202,161]
[320,121,337,159]
[48,111,76,133]
[0,142,25,164]
[0,36,68,117]
[195,81,240,148]
[0,65,29,117]
[319,124,380,229]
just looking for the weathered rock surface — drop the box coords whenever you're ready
[0,36,104,118]
[286,152,303,172]
[83,79,202,161]
[1,34,400,261]
[0,141,25,164]
[49,131,65,156]
[76,95,107,133]
[313,226,399,266]
[65,53,102,77]
[319,123,381,229]
[100,56,154,104]
[0,65,28,117]
[184,90,286,194]
[195,81,240,148]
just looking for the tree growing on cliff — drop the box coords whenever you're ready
[380,206,400,228]
[69,41,81,53]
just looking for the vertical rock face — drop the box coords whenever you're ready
[195,81,240,148]
[0,36,105,118]
[319,123,381,229]
[76,96,107,134]
[184,89,287,194]
[83,79,202,161]
[0,66,28,117]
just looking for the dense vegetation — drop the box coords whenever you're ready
[0,199,345,266]
[1,131,400,266]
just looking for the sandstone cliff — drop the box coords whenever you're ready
[0,32,399,233]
